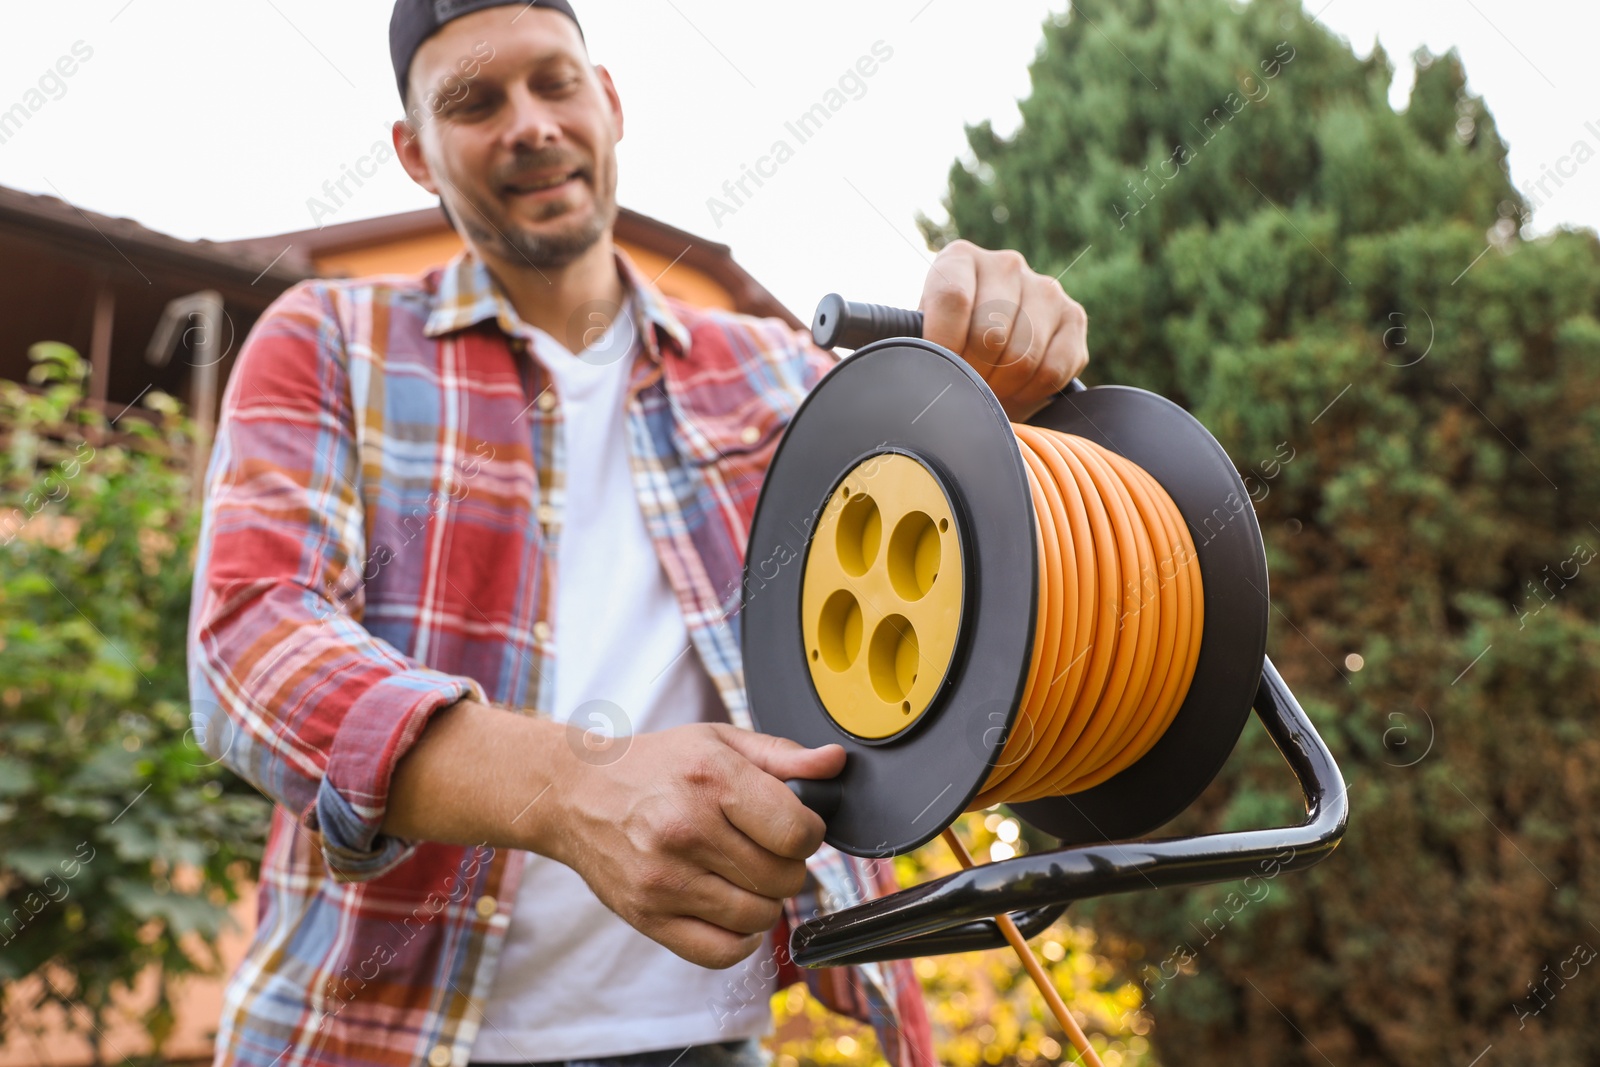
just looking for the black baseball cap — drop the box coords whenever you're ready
[389,0,584,106]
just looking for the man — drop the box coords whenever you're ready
[188,2,1089,1066]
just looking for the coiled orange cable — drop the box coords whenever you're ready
[969,425,1204,809]
[941,427,1202,1065]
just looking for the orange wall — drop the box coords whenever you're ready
[314,232,736,312]
[0,893,255,1067]
[314,230,465,279]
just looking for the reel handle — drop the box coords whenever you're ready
[785,777,843,823]
[810,293,1086,394]
[811,294,923,351]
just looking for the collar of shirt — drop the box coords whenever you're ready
[422,242,692,362]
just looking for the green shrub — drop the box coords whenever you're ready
[0,343,269,1060]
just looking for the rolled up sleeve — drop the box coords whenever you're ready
[187,280,484,881]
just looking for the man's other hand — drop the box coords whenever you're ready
[548,722,844,970]
[919,238,1090,421]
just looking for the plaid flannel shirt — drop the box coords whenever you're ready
[187,244,934,1067]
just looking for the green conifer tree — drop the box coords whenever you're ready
[926,1,1600,1061]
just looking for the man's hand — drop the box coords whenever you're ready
[384,704,843,970]
[919,239,1090,421]
[546,722,845,970]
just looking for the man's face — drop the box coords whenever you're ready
[401,8,621,270]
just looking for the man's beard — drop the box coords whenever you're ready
[452,171,617,270]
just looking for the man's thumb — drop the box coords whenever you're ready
[720,727,846,782]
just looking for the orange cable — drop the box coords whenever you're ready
[937,426,1201,1059]
[942,827,1106,1067]
[972,425,1203,807]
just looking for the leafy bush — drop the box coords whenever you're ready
[0,344,269,1059]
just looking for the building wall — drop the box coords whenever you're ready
[0,893,256,1067]
[314,232,738,313]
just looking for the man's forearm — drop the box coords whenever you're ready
[383,699,574,860]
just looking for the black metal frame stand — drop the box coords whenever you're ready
[789,657,1348,967]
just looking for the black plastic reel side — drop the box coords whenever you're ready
[1008,385,1270,845]
[743,339,1039,858]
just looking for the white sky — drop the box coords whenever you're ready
[1,0,1595,320]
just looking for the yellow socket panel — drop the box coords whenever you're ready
[801,452,964,739]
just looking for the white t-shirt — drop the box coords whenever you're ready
[472,296,777,1061]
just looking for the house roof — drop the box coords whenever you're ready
[0,181,797,326]
[0,183,306,301]
[223,202,801,327]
